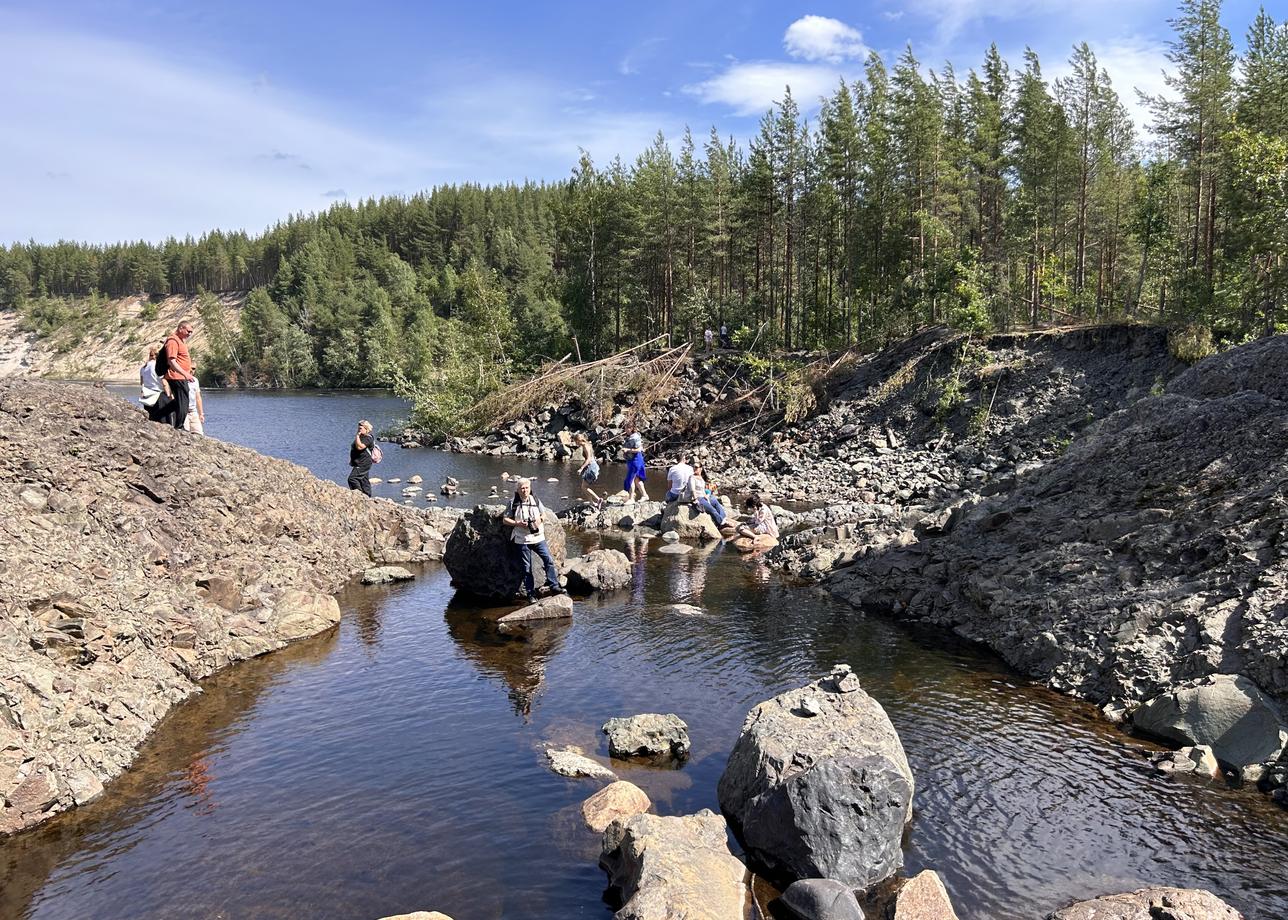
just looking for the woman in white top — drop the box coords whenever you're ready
[184,375,206,434]
[139,346,165,420]
[736,495,778,541]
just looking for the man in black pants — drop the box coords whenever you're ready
[348,419,375,496]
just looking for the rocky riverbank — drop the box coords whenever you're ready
[0,379,460,835]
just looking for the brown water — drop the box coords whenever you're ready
[3,390,1287,919]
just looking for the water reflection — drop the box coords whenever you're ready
[444,601,569,719]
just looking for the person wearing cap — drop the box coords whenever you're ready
[501,478,565,603]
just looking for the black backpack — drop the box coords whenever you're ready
[154,339,171,377]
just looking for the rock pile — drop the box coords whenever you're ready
[823,335,1288,785]
[0,379,460,835]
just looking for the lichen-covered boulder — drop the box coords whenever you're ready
[1046,887,1243,920]
[443,504,566,600]
[599,809,749,920]
[563,549,633,593]
[717,666,913,889]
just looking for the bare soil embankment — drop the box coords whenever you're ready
[0,293,242,383]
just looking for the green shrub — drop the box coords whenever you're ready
[1168,324,1215,364]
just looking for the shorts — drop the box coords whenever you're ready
[581,461,600,483]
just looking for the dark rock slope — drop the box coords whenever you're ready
[0,380,460,835]
[825,335,1288,726]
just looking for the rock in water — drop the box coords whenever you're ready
[661,502,723,542]
[1132,674,1287,769]
[602,714,691,761]
[1046,887,1244,920]
[443,504,566,600]
[546,747,617,780]
[893,870,960,920]
[496,593,573,625]
[562,549,633,593]
[599,810,749,920]
[582,780,652,832]
[377,913,454,920]
[779,879,865,920]
[1150,745,1221,779]
[717,671,914,889]
[361,565,415,585]
[656,543,692,555]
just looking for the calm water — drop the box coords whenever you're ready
[3,388,1287,920]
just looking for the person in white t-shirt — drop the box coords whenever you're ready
[665,454,695,502]
[501,479,565,603]
[139,345,166,421]
[184,375,206,435]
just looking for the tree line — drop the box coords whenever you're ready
[1,1,1284,431]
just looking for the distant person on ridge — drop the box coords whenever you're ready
[348,419,377,496]
[155,320,196,429]
[719,323,731,349]
[704,327,714,352]
[502,478,565,603]
[138,344,166,421]
[623,423,650,503]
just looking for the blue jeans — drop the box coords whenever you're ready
[696,496,726,525]
[516,539,559,595]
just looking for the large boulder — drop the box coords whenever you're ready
[599,809,749,920]
[717,666,913,889]
[661,502,723,542]
[563,549,633,593]
[602,714,690,761]
[443,504,566,600]
[1132,674,1287,768]
[1046,887,1244,920]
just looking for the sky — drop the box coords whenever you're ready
[0,0,1270,245]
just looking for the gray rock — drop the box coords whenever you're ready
[1046,886,1244,920]
[599,810,748,920]
[1133,674,1287,768]
[562,549,632,593]
[655,543,692,555]
[1150,744,1221,778]
[718,672,914,889]
[496,594,573,626]
[443,505,566,600]
[778,879,865,920]
[661,502,723,542]
[361,565,415,585]
[602,713,690,761]
[545,747,617,780]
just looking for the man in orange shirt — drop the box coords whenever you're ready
[157,320,196,429]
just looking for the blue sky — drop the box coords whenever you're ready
[0,0,1269,245]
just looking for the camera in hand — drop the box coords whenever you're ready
[528,520,541,533]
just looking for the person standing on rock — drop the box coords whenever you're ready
[184,374,206,435]
[575,433,603,508]
[156,320,196,429]
[502,478,565,603]
[348,419,376,496]
[139,345,166,421]
[704,327,714,352]
[623,423,650,503]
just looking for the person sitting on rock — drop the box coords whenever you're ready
[623,424,650,503]
[502,478,565,603]
[665,452,694,503]
[736,495,778,542]
[575,432,602,508]
[690,462,727,526]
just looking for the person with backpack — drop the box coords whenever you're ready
[348,419,380,496]
[501,478,565,603]
[154,321,196,429]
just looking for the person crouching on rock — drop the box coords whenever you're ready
[735,495,779,542]
[348,419,376,496]
[503,478,565,604]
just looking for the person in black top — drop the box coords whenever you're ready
[348,419,375,496]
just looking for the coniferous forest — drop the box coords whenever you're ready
[1,1,1285,431]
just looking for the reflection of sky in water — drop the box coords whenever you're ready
[6,390,1284,920]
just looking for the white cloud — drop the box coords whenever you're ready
[784,15,866,63]
[1048,37,1172,143]
[684,61,848,116]
[908,0,1125,45]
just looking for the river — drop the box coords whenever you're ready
[2,388,1287,920]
